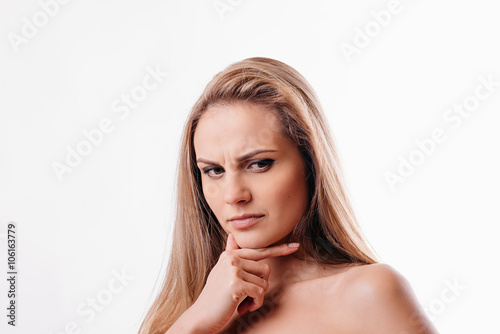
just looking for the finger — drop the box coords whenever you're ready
[238,259,271,281]
[236,281,266,315]
[237,296,254,315]
[225,233,240,251]
[237,242,300,261]
[238,268,269,291]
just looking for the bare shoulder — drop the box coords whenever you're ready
[343,262,409,293]
[334,263,440,334]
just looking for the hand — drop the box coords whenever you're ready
[189,233,300,333]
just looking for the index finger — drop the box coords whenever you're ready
[225,233,240,251]
[235,242,300,261]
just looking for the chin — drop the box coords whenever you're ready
[236,240,267,249]
[234,232,288,249]
[233,235,271,249]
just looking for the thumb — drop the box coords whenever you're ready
[225,233,240,251]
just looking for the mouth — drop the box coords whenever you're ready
[229,215,265,229]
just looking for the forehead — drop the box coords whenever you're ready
[193,103,284,159]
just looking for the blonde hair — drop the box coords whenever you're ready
[139,57,379,333]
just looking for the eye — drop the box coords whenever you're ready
[201,159,275,178]
[202,166,224,178]
[248,159,274,171]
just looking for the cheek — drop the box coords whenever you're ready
[202,181,217,202]
[270,170,308,219]
[200,172,222,198]
[202,180,223,214]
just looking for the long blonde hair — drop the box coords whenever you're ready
[139,57,379,333]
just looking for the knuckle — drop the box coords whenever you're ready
[223,252,239,266]
[220,250,230,260]
[262,263,271,275]
[228,276,240,289]
[230,256,240,266]
[230,266,241,278]
[230,293,240,303]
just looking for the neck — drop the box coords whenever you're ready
[261,245,323,289]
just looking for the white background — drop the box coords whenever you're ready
[1,0,499,333]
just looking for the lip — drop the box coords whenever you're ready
[229,213,264,221]
[229,214,265,229]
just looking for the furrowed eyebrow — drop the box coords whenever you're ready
[196,149,277,165]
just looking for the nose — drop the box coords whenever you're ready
[223,172,251,205]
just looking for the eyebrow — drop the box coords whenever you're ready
[196,149,278,165]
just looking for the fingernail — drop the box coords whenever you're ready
[287,243,300,248]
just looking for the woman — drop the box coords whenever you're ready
[139,57,438,333]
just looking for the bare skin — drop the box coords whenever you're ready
[213,238,439,334]
[167,234,303,334]
[168,103,439,333]
[169,233,439,334]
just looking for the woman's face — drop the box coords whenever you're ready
[193,102,309,249]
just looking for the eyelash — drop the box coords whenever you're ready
[202,159,275,178]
